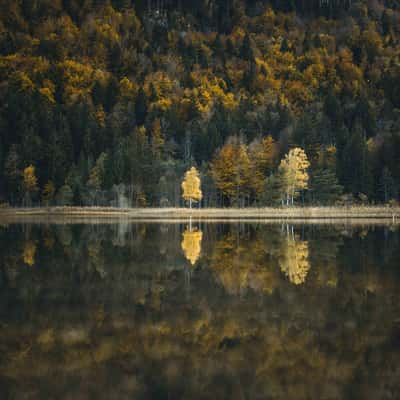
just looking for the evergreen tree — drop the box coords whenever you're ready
[240,33,255,62]
[310,168,343,205]
[135,87,148,126]
[341,126,372,197]
[42,181,55,206]
[379,167,397,203]
[4,145,21,205]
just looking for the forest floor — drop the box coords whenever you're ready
[1,206,400,223]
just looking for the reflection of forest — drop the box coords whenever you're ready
[1,223,400,399]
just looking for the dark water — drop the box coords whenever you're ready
[1,220,400,400]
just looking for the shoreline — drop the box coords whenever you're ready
[0,206,399,221]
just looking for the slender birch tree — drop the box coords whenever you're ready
[181,167,202,208]
[279,148,310,205]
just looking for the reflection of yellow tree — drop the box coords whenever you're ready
[211,232,278,295]
[279,236,310,285]
[181,228,203,265]
[23,241,37,266]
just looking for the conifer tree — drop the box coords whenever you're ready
[42,181,55,206]
[4,145,21,205]
[310,169,343,204]
[135,87,148,126]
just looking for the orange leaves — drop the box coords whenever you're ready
[188,70,238,115]
[144,71,177,112]
[38,79,56,103]
[58,60,102,103]
[210,140,252,203]
[211,136,280,203]
[119,76,137,100]
[14,71,35,92]
[284,80,313,113]
[303,62,326,89]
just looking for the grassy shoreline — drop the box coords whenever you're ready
[0,206,399,220]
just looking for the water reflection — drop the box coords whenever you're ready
[22,240,37,266]
[181,227,203,265]
[279,234,310,285]
[0,221,400,399]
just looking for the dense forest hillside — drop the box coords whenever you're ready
[1,0,400,207]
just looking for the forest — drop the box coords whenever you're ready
[1,0,400,207]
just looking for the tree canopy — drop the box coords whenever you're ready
[1,1,400,206]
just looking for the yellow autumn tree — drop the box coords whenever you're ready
[210,139,252,206]
[22,165,38,206]
[181,228,203,265]
[181,167,202,208]
[278,147,310,205]
[249,136,278,199]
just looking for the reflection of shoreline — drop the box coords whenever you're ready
[0,216,399,226]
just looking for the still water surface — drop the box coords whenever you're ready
[1,220,400,399]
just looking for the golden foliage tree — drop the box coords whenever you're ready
[210,140,252,206]
[22,165,38,206]
[181,167,202,208]
[249,136,278,199]
[279,147,310,205]
[181,228,203,265]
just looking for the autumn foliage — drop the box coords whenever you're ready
[0,1,400,206]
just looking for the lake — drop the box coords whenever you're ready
[0,220,400,399]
